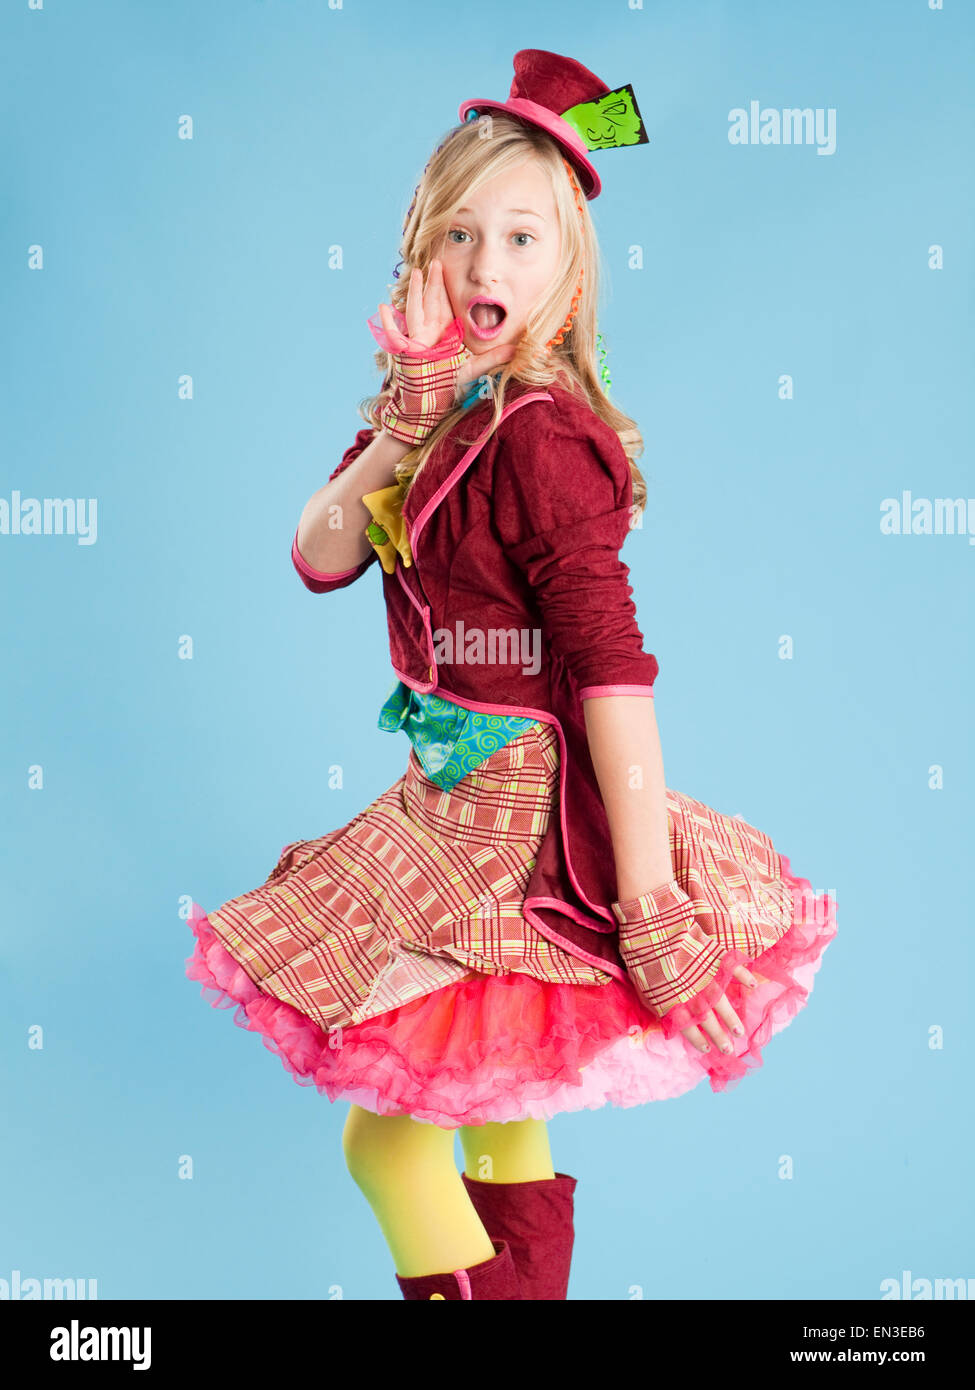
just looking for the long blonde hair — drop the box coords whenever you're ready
[358,113,648,513]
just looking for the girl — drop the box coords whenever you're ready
[185,49,837,1302]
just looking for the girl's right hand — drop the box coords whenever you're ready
[679,963,759,1055]
[376,259,517,397]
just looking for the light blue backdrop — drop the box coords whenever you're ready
[3,0,972,1301]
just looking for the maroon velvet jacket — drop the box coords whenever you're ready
[291,380,659,982]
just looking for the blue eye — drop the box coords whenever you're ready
[445,229,534,246]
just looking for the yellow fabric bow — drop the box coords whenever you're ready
[362,483,413,573]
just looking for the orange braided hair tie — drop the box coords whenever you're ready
[546,156,587,350]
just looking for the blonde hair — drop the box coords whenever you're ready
[358,112,648,513]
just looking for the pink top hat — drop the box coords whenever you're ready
[457,48,649,200]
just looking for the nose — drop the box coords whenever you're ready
[469,242,501,291]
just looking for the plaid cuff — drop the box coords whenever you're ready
[612,879,725,1019]
[612,879,691,926]
[379,346,472,444]
[369,312,473,446]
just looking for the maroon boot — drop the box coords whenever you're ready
[460,1171,578,1300]
[395,1237,522,1300]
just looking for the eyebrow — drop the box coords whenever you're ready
[454,207,546,221]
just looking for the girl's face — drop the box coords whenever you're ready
[436,158,564,357]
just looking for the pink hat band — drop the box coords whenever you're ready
[458,95,597,193]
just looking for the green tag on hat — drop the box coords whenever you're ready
[559,82,648,151]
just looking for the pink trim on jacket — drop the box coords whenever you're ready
[391,661,436,693]
[292,529,369,584]
[578,684,656,699]
[520,898,631,978]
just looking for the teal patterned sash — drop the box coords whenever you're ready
[378,680,538,791]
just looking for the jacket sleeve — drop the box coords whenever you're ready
[491,403,659,696]
[292,426,379,593]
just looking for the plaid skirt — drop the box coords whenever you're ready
[185,723,837,1127]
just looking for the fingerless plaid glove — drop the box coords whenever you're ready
[612,879,728,1022]
[366,307,472,446]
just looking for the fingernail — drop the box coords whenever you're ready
[733,1025,744,1036]
[702,1043,711,1052]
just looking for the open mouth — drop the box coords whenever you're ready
[467,297,508,338]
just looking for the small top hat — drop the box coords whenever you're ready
[457,48,648,199]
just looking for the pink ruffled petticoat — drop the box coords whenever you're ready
[184,854,836,1128]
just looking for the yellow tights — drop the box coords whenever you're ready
[342,1104,556,1277]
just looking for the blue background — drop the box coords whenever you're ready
[2,0,972,1301]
